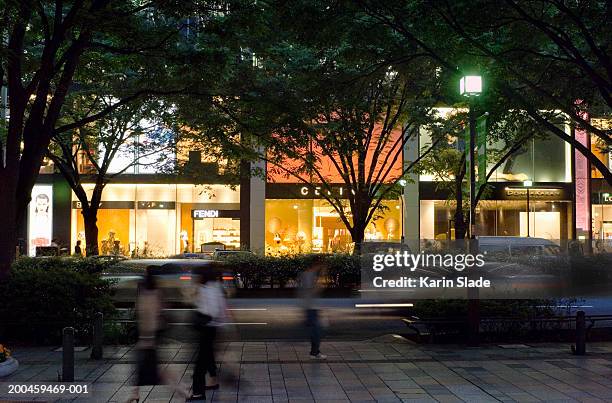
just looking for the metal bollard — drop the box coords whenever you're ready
[91,312,103,360]
[62,327,75,382]
[574,310,586,355]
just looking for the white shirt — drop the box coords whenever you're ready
[195,281,228,327]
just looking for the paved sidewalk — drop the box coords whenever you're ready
[3,338,612,402]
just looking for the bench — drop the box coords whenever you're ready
[402,314,612,343]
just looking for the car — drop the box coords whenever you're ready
[90,254,129,263]
[477,236,562,256]
[104,258,236,305]
[168,253,212,259]
[212,249,253,259]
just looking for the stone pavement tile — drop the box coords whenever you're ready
[284,382,308,391]
[503,392,542,402]
[367,396,401,403]
[2,363,48,382]
[396,394,437,402]
[309,386,347,399]
[209,390,238,401]
[272,388,288,397]
[430,394,464,403]
[285,386,312,398]
[84,362,114,382]
[239,381,272,396]
[97,364,134,383]
[383,380,422,391]
[238,395,278,402]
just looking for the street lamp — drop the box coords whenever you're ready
[460,74,483,348]
[524,180,533,237]
[460,76,483,97]
[460,75,482,239]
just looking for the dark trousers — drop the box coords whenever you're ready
[192,326,217,396]
[306,309,321,355]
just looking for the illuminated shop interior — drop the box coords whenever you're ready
[264,199,402,254]
[71,183,240,256]
[420,199,572,241]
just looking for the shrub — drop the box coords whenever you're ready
[0,257,116,344]
[325,254,360,288]
[411,299,558,319]
[225,254,271,289]
[103,321,137,345]
[224,253,359,289]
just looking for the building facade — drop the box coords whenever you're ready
[26,114,612,256]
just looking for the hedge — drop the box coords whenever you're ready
[0,257,116,344]
[224,253,360,289]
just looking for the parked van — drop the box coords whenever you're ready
[477,236,562,257]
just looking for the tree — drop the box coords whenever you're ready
[0,0,164,276]
[193,2,450,253]
[48,99,175,256]
[358,0,612,185]
[0,0,248,276]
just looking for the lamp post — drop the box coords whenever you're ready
[460,75,482,347]
[460,75,482,239]
[524,180,533,237]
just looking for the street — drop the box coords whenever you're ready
[142,298,410,342]
[133,297,612,343]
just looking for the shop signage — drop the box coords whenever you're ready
[72,201,136,209]
[299,186,355,197]
[191,209,240,219]
[592,192,612,204]
[192,209,220,218]
[504,187,564,199]
[267,183,402,199]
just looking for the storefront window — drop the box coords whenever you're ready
[71,184,240,256]
[591,118,612,179]
[265,199,401,254]
[420,199,571,241]
[592,204,612,240]
[419,115,572,183]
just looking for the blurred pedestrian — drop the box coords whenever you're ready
[129,267,187,402]
[299,256,327,359]
[188,265,228,401]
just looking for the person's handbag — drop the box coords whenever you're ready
[192,311,212,331]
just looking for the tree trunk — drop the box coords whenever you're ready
[454,209,468,240]
[0,174,18,280]
[351,222,366,256]
[82,208,100,256]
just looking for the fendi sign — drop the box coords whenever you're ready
[192,209,219,218]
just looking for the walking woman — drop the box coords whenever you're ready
[129,267,187,402]
[188,265,228,402]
